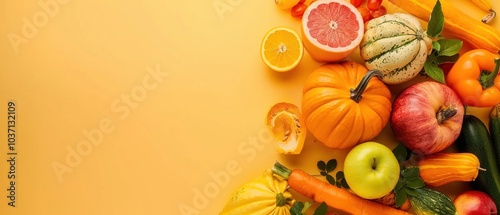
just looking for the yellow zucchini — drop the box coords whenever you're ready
[388,0,500,54]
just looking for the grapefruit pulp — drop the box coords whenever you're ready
[301,0,364,62]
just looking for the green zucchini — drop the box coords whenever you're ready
[409,187,457,215]
[456,114,500,209]
[490,104,500,167]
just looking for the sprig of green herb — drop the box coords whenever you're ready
[317,159,349,189]
[392,143,425,207]
[290,202,328,215]
[422,0,463,83]
[394,167,425,207]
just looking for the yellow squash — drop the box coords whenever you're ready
[467,0,496,24]
[470,0,492,11]
[418,152,483,187]
[220,169,294,215]
[388,0,500,54]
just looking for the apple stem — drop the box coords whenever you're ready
[436,104,458,124]
[350,69,384,103]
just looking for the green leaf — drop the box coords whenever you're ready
[317,160,326,172]
[437,54,460,63]
[290,202,304,215]
[395,188,408,208]
[406,177,426,189]
[302,202,312,214]
[405,187,419,197]
[432,41,441,51]
[424,61,445,83]
[341,178,349,189]
[326,174,336,185]
[326,159,337,172]
[313,202,328,215]
[428,52,439,65]
[336,181,342,188]
[392,142,408,164]
[427,0,444,38]
[335,171,344,180]
[395,178,405,192]
[402,167,420,179]
[437,39,463,56]
[320,171,328,176]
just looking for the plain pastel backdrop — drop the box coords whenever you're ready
[0,0,497,214]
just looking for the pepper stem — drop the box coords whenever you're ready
[436,104,458,124]
[350,69,384,103]
[480,58,500,89]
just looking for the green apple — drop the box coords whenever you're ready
[343,141,400,199]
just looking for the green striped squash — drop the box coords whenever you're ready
[360,13,432,84]
[410,188,458,215]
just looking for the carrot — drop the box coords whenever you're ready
[272,162,412,215]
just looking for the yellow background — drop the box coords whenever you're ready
[0,0,497,214]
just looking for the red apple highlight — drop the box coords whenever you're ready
[390,81,464,155]
[454,190,498,215]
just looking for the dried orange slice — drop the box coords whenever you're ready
[260,27,304,72]
[266,102,306,154]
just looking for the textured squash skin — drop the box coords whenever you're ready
[418,152,481,187]
[360,13,432,84]
[410,188,458,215]
[220,169,294,215]
[302,61,392,149]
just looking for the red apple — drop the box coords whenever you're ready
[390,81,464,155]
[454,190,498,215]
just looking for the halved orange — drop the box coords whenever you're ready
[260,27,304,72]
[266,102,306,154]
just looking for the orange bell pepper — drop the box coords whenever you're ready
[446,49,500,107]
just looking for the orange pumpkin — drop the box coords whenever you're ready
[301,61,392,149]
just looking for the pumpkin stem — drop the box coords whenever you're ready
[436,104,458,124]
[350,69,384,103]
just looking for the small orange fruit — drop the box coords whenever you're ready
[260,26,304,72]
[266,102,306,154]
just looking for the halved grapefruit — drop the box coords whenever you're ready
[301,0,364,62]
